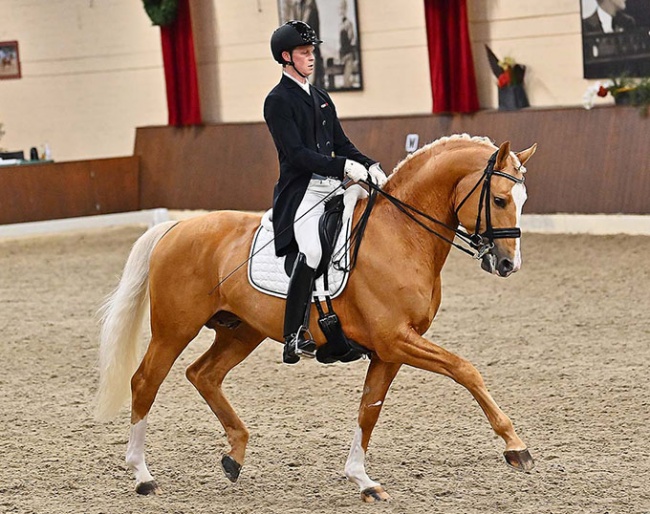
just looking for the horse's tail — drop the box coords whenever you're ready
[95,220,177,422]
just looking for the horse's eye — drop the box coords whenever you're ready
[494,196,506,208]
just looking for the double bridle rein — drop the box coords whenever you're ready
[361,150,525,260]
[212,150,525,292]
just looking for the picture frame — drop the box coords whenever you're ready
[580,0,650,78]
[278,0,363,92]
[0,41,21,80]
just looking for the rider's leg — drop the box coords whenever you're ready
[283,179,330,364]
[283,252,317,363]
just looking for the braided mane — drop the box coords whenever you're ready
[393,133,496,174]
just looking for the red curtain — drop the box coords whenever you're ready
[424,0,479,114]
[160,0,202,126]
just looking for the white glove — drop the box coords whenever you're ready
[368,162,388,188]
[344,159,368,182]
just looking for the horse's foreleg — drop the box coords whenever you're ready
[382,328,534,471]
[346,356,401,503]
[185,323,264,484]
[127,334,193,495]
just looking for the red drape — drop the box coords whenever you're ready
[424,0,479,114]
[160,0,202,125]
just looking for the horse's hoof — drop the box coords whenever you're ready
[221,454,242,483]
[360,485,391,503]
[504,448,535,472]
[135,480,161,495]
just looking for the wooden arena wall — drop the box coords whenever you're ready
[135,106,650,215]
[0,157,139,224]
[0,106,648,225]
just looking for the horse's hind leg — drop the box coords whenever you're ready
[127,332,195,495]
[345,356,400,503]
[185,322,264,483]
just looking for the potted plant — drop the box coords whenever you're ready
[583,77,650,116]
[485,45,530,111]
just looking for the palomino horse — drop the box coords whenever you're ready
[96,134,537,502]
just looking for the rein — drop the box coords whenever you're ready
[209,150,524,292]
[208,183,345,294]
[364,150,525,259]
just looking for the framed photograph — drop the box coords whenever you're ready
[0,41,21,80]
[581,0,650,78]
[278,0,363,92]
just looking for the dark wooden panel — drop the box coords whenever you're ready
[135,124,278,211]
[0,156,139,224]
[135,106,650,215]
[343,107,650,214]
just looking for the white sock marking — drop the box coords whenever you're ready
[126,418,155,485]
[345,426,380,491]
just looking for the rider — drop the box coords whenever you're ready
[264,20,387,364]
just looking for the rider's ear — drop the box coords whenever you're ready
[495,141,511,170]
[515,143,537,166]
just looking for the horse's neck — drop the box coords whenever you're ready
[383,150,461,235]
[372,145,484,273]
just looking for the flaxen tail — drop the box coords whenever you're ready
[95,221,177,421]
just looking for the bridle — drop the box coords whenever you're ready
[362,149,525,260]
[454,150,525,258]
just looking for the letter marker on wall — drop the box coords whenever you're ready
[405,133,419,153]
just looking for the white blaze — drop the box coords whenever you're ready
[512,182,527,271]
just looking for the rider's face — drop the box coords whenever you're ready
[284,45,315,78]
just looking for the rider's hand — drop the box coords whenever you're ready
[344,159,368,183]
[368,163,388,188]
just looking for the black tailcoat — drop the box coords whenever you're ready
[264,74,375,257]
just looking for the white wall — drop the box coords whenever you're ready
[0,0,166,161]
[468,0,588,109]
[0,0,602,161]
[193,0,431,123]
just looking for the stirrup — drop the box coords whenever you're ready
[283,331,317,364]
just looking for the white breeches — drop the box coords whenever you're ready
[294,177,343,269]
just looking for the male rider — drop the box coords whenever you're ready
[264,20,387,364]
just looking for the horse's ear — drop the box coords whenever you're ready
[495,141,511,170]
[516,143,537,166]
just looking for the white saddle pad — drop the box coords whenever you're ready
[247,215,352,300]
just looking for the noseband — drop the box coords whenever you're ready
[360,149,524,260]
[455,150,525,258]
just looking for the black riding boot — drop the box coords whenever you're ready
[283,253,317,364]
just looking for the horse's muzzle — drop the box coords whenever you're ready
[481,252,517,277]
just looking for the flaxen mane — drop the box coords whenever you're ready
[395,134,495,170]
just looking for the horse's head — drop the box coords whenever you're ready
[455,141,537,277]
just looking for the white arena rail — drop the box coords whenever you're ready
[0,211,649,240]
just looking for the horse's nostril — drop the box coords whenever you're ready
[498,259,514,275]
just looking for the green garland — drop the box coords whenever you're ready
[143,0,179,27]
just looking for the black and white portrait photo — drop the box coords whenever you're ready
[278,0,364,91]
[581,0,650,78]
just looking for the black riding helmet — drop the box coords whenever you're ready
[271,20,323,65]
